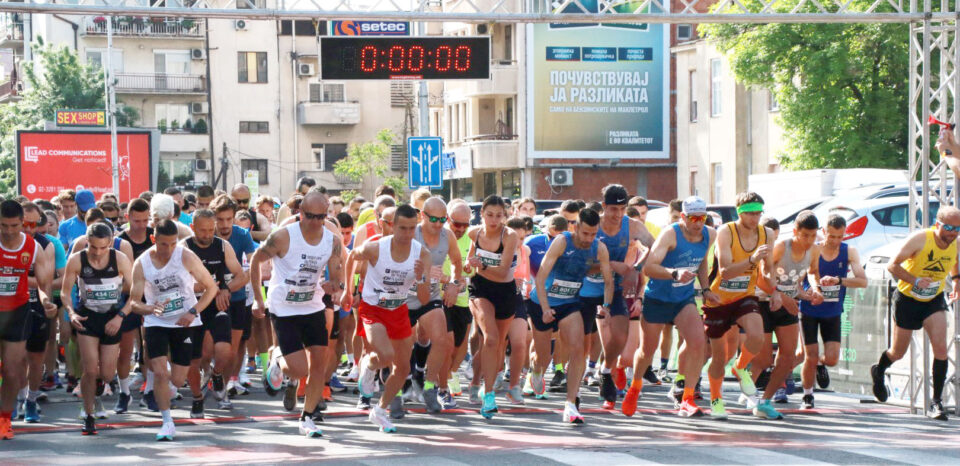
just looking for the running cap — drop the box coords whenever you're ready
[602,185,629,205]
[681,196,707,215]
[76,189,96,212]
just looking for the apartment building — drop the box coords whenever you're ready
[2,4,410,199]
[673,39,784,204]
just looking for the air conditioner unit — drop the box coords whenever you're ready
[191,48,206,60]
[234,19,247,31]
[549,168,573,187]
[194,159,209,171]
[298,63,315,77]
[191,102,209,114]
[476,23,489,34]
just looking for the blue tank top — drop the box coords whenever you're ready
[644,224,709,303]
[800,243,848,318]
[524,233,553,276]
[581,216,630,297]
[532,232,599,307]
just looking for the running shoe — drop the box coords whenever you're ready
[190,399,205,419]
[0,414,12,440]
[549,370,566,389]
[82,414,97,436]
[440,390,458,410]
[613,367,627,391]
[24,400,40,423]
[35,391,48,402]
[238,371,252,388]
[299,416,323,438]
[156,421,176,441]
[738,392,759,409]
[40,374,57,392]
[346,364,359,382]
[621,386,641,417]
[816,364,830,389]
[678,399,703,417]
[754,399,784,420]
[263,351,284,397]
[218,398,233,410]
[468,384,481,405]
[321,385,333,402]
[232,382,250,397]
[785,375,797,395]
[424,387,443,413]
[94,397,109,419]
[329,375,347,393]
[480,391,498,419]
[114,392,131,414]
[773,388,788,404]
[600,373,617,404]
[283,379,298,412]
[449,373,462,396]
[530,371,546,397]
[358,358,377,398]
[338,363,354,377]
[357,396,372,410]
[212,374,226,401]
[492,371,506,393]
[506,385,524,405]
[141,391,159,412]
[870,364,889,403]
[710,398,728,420]
[694,379,703,400]
[369,405,397,433]
[733,368,757,396]
[389,396,406,419]
[927,399,948,421]
[312,410,325,423]
[563,401,584,424]
[669,379,685,406]
[643,366,662,385]
[522,375,535,396]
[801,394,815,410]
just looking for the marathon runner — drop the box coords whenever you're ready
[439,200,474,407]
[799,214,866,409]
[622,196,715,418]
[61,223,135,435]
[0,200,56,440]
[702,192,779,420]
[872,206,960,420]
[128,219,219,441]
[530,208,613,424]
[343,204,430,433]
[230,184,272,242]
[116,198,153,413]
[250,191,344,438]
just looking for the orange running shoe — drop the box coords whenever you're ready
[0,413,13,440]
[621,386,641,417]
[323,386,333,402]
[613,367,627,391]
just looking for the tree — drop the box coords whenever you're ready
[699,0,909,170]
[0,39,140,197]
[334,128,407,199]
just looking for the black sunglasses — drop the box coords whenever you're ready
[302,211,327,221]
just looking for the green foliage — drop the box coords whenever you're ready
[339,190,358,203]
[333,128,395,182]
[0,41,141,197]
[382,176,407,200]
[699,0,909,169]
[193,118,208,134]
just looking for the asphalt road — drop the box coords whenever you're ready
[4,368,959,465]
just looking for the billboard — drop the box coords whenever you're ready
[17,131,152,202]
[330,20,410,36]
[56,109,106,127]
[526,2,670,159]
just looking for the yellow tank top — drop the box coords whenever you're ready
[896,228,957,301]
[709,222,766,304]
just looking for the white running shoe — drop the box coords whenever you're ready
[505,385,525,405]
[562,401,584,424]
[238,371,252,388]
[346,364,360,382]
[358,357,377,397]
[738,392,759,409]
[299,417,323,438]
[94,397,109,419]
[492,371,506,392]
[156,421,176,441]
[369,405,396,433]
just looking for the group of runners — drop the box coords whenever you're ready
[0,175,954,441]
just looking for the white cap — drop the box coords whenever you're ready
[682,196,707,215]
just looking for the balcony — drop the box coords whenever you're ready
[159,132,207,154]
[0,15,24,49]
[464,134,519,170]
[446,60,517,98]
[297,101,361,126]
[114,73,206,95]
[82,16,205,39]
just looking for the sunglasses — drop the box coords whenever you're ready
[427,215,447,224]
[302,211,326,221]
[686,214,707,223]
[22,221,37,229]
[106,216,119,223]
[939,222,960,232]
[451,221,470,228]
[235,198,250,206]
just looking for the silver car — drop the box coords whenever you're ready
[825,197,940,259]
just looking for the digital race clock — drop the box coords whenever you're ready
[320,37,491,80]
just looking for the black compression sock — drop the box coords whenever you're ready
[301,409,313,421]
[933,358,948,401]
[413,342,431,372]
[878,351,893,372]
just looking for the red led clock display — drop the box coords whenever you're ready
[320,37,491,80]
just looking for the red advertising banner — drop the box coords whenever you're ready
[17,131,152,203]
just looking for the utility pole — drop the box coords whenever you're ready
[106,15,120,197]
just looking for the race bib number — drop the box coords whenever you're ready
[719,275,751,294]
[776,283,799,298]
[158,290,185,316]
[547,279,582,300]
[285,284,316,304]
[585,272,604,284]
[910,279,941,300]
[0,276,19,296]
[84,283,120,307]
[476,249,502,267]
[821,285,841,303]
[377,291,407,310]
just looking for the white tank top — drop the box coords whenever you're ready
[267,222,334,317]
[361,236,422,310]
[142,246,200,328]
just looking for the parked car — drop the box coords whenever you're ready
[769,196,832,226]
[825,197,940,258]
[812,182,952,225]
[862,239,905,282]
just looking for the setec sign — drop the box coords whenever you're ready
[56,109,107,127]
[330,20,410,36]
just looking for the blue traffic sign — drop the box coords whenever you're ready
[408,137,443,189]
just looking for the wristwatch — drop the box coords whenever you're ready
[188,307,198,316]
[117,310,127,319]
[671,269,680,281]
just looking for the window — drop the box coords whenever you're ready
[237,0,265,9]
[86,48,123,74]
[390,82,414,107]
[769,89,780,112]
[239,121,269,133]
[712,162,722,203]
[309,82,345,103]
[238,52,268,83]
[677,24,692,41]
[689,70,698,122]
[501,170,521,199]
[482,172,497,198]
[455,178,474,202]
[280,20,320,36]
[311,143,347,171]
[241,159,269,185]
[157,159,195,191]
[154,50,190,74]
[503,25,513,61]
[390,144,407,171]
[689,168,698,196]
[155,103,190,129]
[505,97,514,133]
[710,58,722,117]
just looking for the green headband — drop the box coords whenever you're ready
[737,202,764,214]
